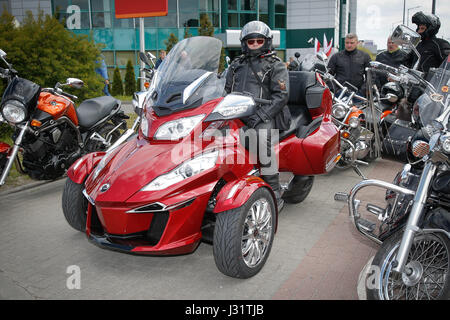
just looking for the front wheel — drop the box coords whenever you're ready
[61,178,88,232]
[366,232,450,300]
[213,188,276,278]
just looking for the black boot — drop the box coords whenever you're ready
[262,173,284,210]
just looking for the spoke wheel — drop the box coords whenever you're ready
[367,233,450,300]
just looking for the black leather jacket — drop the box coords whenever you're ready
[405,37,450,76]
[327,49,371,90]
[375,49,408,87]
[224,53,290,126]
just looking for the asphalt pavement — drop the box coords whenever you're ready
[0,157,403,300]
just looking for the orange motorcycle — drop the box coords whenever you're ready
[0,49,127,185]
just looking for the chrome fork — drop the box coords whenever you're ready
[393,161,436,273]
[0,122,29,186]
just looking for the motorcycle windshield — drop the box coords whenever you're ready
[417,54,450,127]
[150,36,224,116]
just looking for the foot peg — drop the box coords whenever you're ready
[334,192,349,202]
[357,218,376,233]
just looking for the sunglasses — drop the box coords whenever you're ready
[247,39,265,45]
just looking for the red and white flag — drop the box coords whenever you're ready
[314,38,321,54]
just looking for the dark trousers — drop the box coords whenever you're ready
[240,119,280,191]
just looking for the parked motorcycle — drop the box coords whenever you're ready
[0,49,128,185]
[62,36,341,279]
[338,54,450,300]
[314,52,381,178]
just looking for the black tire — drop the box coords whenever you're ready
[282,175,314,204]
[213,188,276,279]
[85,123,121,152]
[366,232,450,300]
[62,178,88,232]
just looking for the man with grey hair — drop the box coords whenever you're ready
[327,33,371,94]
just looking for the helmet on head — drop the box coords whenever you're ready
[411,11,441,39]
[240,21,273,56]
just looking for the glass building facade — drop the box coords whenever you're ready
[49,0,287,80]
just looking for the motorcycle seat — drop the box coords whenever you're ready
[76,96,119,128]
[279,105,312,140]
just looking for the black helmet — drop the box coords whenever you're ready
[240,21,273,56]
[381,81,404,105]
[411,11,441,38]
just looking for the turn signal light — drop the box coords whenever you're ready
[412,140,429,158]
[342,131,350,139]
[144,82,150,89]
[31,119,42,127]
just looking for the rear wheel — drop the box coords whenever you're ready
[282,175,314,204]
[62,178,88,232]
[213,188,276,278]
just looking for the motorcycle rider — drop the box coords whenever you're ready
[406,11,450,77]
[224,21,290,204]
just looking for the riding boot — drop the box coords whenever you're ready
[261,173,284,210]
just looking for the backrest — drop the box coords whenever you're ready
[288,70,327,118]
[288,71,317,106]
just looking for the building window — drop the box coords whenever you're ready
[241,0,257,11]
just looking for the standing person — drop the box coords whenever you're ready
[155,50,166,69]
[405,11,450,78]
[95,55,110,96]
[327,33,371,95]
[375,37,408,88]
[224,21,290,205]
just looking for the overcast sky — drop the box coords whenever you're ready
[356,0,450,50]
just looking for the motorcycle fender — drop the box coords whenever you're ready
[213,176,276,214]
[67,151,106,184]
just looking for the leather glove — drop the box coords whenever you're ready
[246,114,263,128]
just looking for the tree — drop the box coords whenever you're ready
[0,9,103,138]
[198,13,214,37]
[164,33,178,53]
[184,26,193,39]
[111,67,123,96]
[0,10,103,102]
[124,59,135,96]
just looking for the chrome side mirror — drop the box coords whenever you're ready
[386,93,398,103]
[0,49,6,58]
[66,78,84,89]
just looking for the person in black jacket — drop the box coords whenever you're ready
[405,11,450,77]
[327,33,371,95]
[224,21,290,204]
[375,37,408,88]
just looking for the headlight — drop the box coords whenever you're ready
[140,115,149,136]
[332,103,347,120]
[2,100,27,123]
[142,150,219,191]
[441,135,450,154]
[348,116,360,128]
[154,114,205,140]
[212,94,254,117]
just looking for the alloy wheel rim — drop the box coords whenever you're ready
[241,198,273,268]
